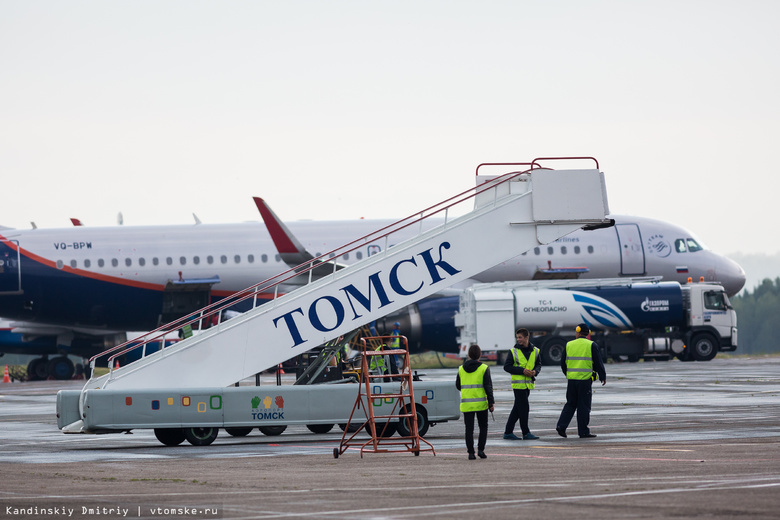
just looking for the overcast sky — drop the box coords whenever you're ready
[2,1,778,256]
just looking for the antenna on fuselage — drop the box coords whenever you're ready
[193,213,201,225]
[117,212,124,226]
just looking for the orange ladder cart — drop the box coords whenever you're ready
[333,335,434,458]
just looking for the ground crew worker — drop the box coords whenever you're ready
[369,343,386,375]
[556,323,606,439]
[455,344,495,459]
[503,328,541,440]
[389,321,403,380]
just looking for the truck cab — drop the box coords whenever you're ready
[684,283,738,360]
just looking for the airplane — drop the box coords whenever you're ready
[0,202,746,379]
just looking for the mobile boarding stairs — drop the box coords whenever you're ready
[57,158,611,437]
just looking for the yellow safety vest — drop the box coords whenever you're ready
[510,346,539,390]
[369,345,385,371]
[565,338,594,380]
[459,364,489,412]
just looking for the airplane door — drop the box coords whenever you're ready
[615,224,645,275]
[161,277,220,324]
[0,240,22,294]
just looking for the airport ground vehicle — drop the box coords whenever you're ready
[455,278,737,364]
[55,158,611,445]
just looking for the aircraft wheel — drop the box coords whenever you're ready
[183,427,219,446]
[26,358,49,381]
[396,405,429,437]
[258,425,287,436]
[154,428,186,446]
[47,356,75,380]
[691,333,718,361]
[224,427,253,437]
[541,338,566,366]
[307,424,334,434]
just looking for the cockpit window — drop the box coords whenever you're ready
[703,290,728,311]
[686,239,703,252]
[676,238,705,253]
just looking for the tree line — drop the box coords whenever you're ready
[730,277,780,354]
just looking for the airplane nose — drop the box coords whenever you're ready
[720,256,746,296]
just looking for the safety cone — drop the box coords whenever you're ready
[114,359,120,370]
[2,365,11,383]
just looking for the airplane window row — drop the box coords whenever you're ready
[56,249,369,271]
[57,253,282,270]
[529,245,595,255]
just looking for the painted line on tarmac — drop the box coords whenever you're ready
[436,450,706,462]
[221,479,780,518]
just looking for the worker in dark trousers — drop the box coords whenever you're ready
[456,344,495,459]
[556,323,607,439]
[503,328,542,440]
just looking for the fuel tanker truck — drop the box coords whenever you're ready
[454,277,737,365]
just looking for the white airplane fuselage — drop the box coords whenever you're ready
[0,214,745,357]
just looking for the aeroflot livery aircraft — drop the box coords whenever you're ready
[0,199,745,379]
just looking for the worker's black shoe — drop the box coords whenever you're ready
[468,453,476,460]
[523,433,539,440]
[503,433,521,440]
[556,427,567,438]
[579,433,597,438]
[478,451,487,459]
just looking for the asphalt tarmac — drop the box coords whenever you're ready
[1,356,779,519]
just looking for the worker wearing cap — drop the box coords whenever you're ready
[556,323,606,439]
[503,328,542,440]
[456,344,495,460]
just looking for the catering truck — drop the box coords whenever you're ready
[454,278,737,365]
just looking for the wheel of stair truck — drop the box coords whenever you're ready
[540,337,567,366]
[339,422,363,433]
[224,427,253,437]
[154,428,186,446]
[183,427,219,446]
[258,425,287,436]
[371,421,397,438]
[306,423,334,434]
[396,404,429,437]
[690,332,718,361]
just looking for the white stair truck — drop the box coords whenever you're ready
[56,157,611,446]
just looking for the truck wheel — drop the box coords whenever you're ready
[184,427,219,446]
[224,427,253,437]
[339,422,363,433]
[307,424,335,434]
[541,338,566,366]
[371,421,397,437]
[676,348,694,362]
[690,333,718,361]
[396,405,429,437]
[258,425,287,436]
[154,428,186,446]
